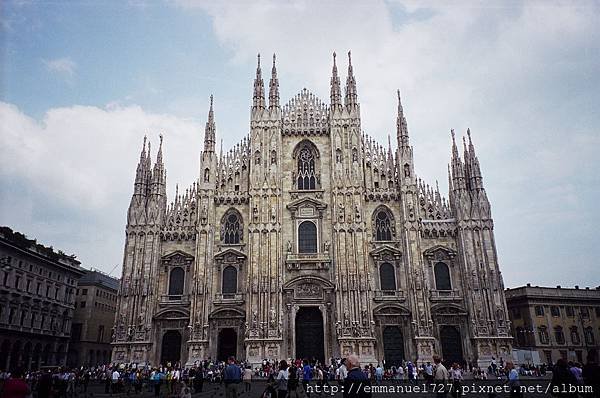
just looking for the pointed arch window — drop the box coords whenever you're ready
[379,263,396,291]
[434,262,451,291]
[298,221,317,253]
[222,210,243,245]
[374,209,394,241]
[168,267,184,298]
[297,145,317,190]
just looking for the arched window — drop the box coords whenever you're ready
[434,262,451,291]
[297,144,317,190]
[352,148,358,162]
[554,326,565,344]
[254,150,261,165]
[379,263,396,291]
[374,210,393,241]
[168,267,184,298]
[335,149,342,163]
[222,266,237,295]
[298,221,317,253]
[271,150,277,165]
[204,168,210,182]
[222,210,242,244]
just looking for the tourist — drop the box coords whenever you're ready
[276,360,289,398]
[243,365,253,393]
[287,364,300,398]
[433,355,449,398]
[374,364,383,385]
[582,349,600,397]
[550,358,578,398]
[223,356,242,398]
[569,361,583,384]
[2,369,31,398]
[505,361,521,398]
[343,355,371,398]
[302,360,312,397]
[424,362,434,384]
[450,363,463,398]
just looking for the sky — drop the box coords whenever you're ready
[0,0,599,288]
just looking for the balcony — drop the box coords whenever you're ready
[373,289,406,302]
[213,292,245,306]
[159,294,191,306]
[429,289,462,302]
[285,252,331,271]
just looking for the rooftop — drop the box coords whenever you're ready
[505,284,600,300]
[0,226,81,269]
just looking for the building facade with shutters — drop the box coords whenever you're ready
[506,285,600,365]
[0,227,85,371]
[112,53,512,367]
[67,269,119,367]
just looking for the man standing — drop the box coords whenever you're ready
[343,355,371,398]
[223,356,241,398]
[433,355,449,398]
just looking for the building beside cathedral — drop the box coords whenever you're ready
[112,52,512,367]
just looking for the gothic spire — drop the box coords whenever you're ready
[268,54,279,109]
[330,52,342,110]
[465,128,484,190]
[450,129,466,191]
[253,53,265,110]
[151,134,166,196]
[133,136,148,196]
[344,51,358,108]
[397,89,409,147]
[204,95,216,153]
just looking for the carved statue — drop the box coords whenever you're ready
[286,240,292,253]
[338,202,345,222]
[324,240,330,253]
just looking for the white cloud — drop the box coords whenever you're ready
[0,101,204,271]
[42,57,77,77]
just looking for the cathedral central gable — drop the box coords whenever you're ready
[282,88,330,136]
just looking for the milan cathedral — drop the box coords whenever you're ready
[111,52,512,367]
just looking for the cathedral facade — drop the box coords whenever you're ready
[111,53,512,367]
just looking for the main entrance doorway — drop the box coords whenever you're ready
[439,325,464,364]
[295,307,324,363]
[217,328,237,361]
[161,330,182,365]
[383,326,405,367]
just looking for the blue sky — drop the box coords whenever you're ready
[1,0,599,288]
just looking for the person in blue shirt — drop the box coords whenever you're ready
[302,360,313,397]
[223,356,242,398]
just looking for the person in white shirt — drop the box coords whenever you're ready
[338,359,348,382]
[433,356,449,398]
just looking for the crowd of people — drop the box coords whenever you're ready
[1,349,599,398]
